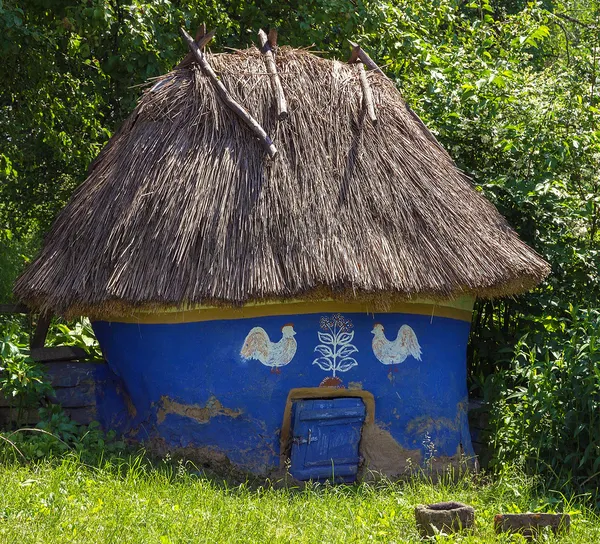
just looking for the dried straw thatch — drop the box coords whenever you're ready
[15,46,550,318]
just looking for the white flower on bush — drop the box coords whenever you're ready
[313,314,359,377]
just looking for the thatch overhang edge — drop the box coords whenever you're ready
[17,271,549,321]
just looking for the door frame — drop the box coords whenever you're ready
[279,388,375,466]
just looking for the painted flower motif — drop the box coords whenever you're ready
[313,314,359,377]
[319,314,353,334]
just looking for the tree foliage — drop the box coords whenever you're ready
[488,306,600,498]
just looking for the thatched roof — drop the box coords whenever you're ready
[15,45,550,318]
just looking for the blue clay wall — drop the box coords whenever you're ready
[93,310,473,474]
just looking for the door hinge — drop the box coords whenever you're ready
[292,428,318,446]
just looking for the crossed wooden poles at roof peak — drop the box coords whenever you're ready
[179,25,382,159]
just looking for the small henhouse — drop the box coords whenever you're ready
[15,29,549,481]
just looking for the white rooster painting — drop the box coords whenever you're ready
[240,324,297,374]
[371,323,422,372]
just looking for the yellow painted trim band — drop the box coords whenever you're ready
[106,299,473,324]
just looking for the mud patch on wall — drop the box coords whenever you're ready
[119,384,137,419]
[360,424,474,480]
[145,437,251,482]
[157,395,243,425]
[406,415,458,435]
[405,399,469,436]
[360,423,423,477]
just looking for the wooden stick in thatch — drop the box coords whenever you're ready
[348,43,360,64]
[347,40,383,74]
[176,25,213,69]
[258,29,288,121]
[348,40,448,157]
[195,23,207,42]
[195,28,216,50]
[357,62,377,125]
[180,27,278,159]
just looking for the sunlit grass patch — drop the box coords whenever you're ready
[0,454,599,543]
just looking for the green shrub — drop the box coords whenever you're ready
[0,317,122,462]
[486,305,600,499]
[0,323,52,425]
[0,407,127,463]
[0,227,38,303]
[0,355,51,422]
[46,318,102,360]
[0,315,29,352]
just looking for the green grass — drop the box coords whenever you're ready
[0,454,598,543]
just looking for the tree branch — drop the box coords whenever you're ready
[555,13,597,29]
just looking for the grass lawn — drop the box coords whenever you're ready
[0,455,598,543]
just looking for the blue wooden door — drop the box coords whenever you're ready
[290,397,366,482]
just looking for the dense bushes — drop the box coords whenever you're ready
[0,316,123,463]
[486,306,600,499]
[0,317,51,425]
[46,318,102,360]
[1,410,126,463]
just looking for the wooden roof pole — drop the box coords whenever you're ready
[194,28,216,50]
[180,27,278,159]
[348,43,361,64]
[348,42,377,125]
[258,29,288,121]
[30,312,51,350]
[347,40,383,74]
[195,23,207,41]
[348,39,449,157]
[357,62,377,125]
[176,24,213,69]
